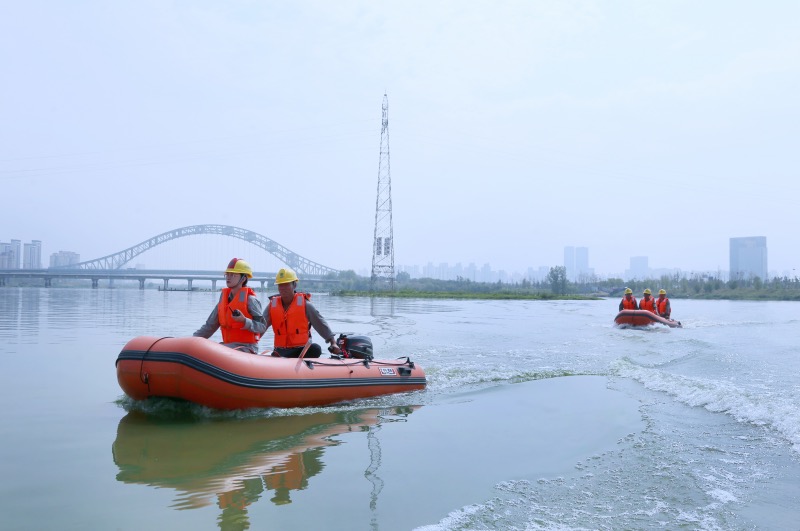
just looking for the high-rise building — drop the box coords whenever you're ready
[0,243,11,269]
[575,247,589,279]
[50,251,81,268]
[0,239,21,269]
[628,256,649,279]
[564,246,591,281]
[563,246,575,280]
[23,240,42,269]
[730,236,767,280]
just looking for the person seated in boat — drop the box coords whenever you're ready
[619,287,638,311]
[264,267,342,358]
[656,289,672,319]
[639,288,656,313]
[193,258,267,354]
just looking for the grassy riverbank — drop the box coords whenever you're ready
[333,288,800,301]
[335,290,600,300]
[332,270,800,301]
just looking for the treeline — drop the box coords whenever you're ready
[329,267,800,301]
[615,272,800,301]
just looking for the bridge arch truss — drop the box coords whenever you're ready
[62,224,339,276]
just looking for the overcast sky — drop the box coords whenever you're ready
[2,1,798,278]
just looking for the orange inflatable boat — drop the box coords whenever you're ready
[116,336,426,410]
[614,309,682,328]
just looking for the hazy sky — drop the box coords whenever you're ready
[2,1,798,278]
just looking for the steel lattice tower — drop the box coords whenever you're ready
[371,94,395,291]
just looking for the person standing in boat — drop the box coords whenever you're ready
[639,288,657,313]
[193,258,267,354]
[264,267,341,358]
[656,289,672,319]
[619,287,638,311]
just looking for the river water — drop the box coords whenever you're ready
[1,287,798,530]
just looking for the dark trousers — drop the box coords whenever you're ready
[272,343,322,358]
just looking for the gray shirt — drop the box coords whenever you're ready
[193,290,267,354]
[264,294,336,345]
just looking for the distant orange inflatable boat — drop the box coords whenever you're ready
[116,336,426,410]
[614,310,682,328]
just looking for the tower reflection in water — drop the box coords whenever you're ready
[112,406,418,529]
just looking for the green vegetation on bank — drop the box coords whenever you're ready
[336,289,597,300]
[330,267,800,301]
[5,267,798,301]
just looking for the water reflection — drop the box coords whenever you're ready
[0,288,21,332]
[369,295,396,317]
[112,406,418,530]
[0,287,41,339]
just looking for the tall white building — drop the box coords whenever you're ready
[0,239,21,269]
[23,240,42,269]
[730,236,767,280]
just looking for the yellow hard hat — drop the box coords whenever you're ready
[659,289,666,295]
[643,289,652,295]
[624,288,632,294]
[275,267,298,285]
[225,258,253,278]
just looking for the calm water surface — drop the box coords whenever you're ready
[1,288,799,530]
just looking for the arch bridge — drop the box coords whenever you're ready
[57,224,339,277]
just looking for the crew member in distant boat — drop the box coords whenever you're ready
[639,288,656,313]
[619,287,638,311]
[265,267,341,358]
[193,258,267,354]
[656,289,672,319]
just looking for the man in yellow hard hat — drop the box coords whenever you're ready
[639,288,656,313]
[194,258,267,354]
[619,287,638,311]
[264,267,341,358]
[656,289,671,319]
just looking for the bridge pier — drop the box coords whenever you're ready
[92,278,99,289]
[212,280,217,291]
[188,279,193,290]
[45,278,51,287]
[138,278,145,290]
[163,279,169,290]
[259,280,267,291]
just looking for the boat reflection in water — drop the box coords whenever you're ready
[112,406,418,528]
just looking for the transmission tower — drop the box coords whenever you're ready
[371,93,395,292]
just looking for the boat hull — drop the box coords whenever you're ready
[116,336,426,410]
[614,310,682,328]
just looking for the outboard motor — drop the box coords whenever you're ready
[336,334,374,360]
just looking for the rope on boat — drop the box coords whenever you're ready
[303,357,417,369]
[139,337,172,392]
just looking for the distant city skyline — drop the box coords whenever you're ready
[3,233,792,283]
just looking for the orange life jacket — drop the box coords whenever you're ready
[269,292,311,348]
[639,297,656,312]
[621,296,638,310]
[657,297,670,316]
[217,287,260,344]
